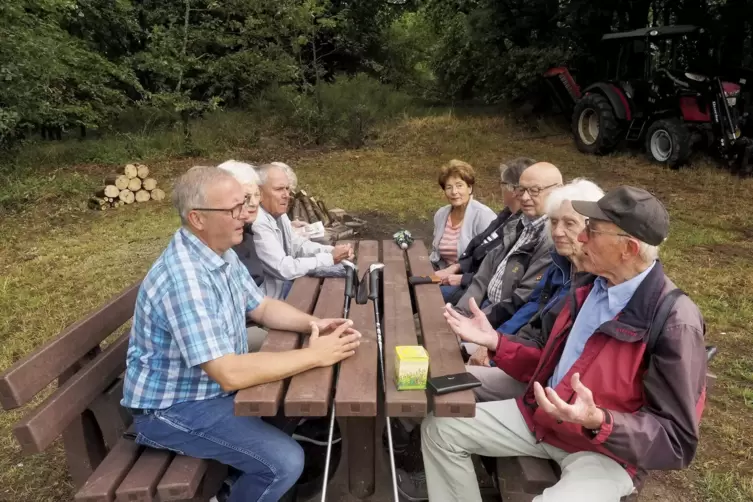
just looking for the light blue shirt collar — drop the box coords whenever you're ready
[593,260,657,311]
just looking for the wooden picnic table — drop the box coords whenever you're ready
[234,239,476,498]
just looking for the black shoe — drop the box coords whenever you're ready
[383,419,411,454]
[396,467,428,501]
[292,417,341,446]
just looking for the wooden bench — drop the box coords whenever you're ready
[494,348,719,502]
[0,283,228,502]
[1,238,473,501]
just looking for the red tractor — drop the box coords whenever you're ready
[544,25,752,174]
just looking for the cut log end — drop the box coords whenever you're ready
[135,190,151,203]
[136,164,150,179]
[119,189,135,204]
[105,174,129,190]
[123,164,138,179]
[96,185,120,199]
[150,188,166,202]
[142,177,157,191]
[127,177,142,192]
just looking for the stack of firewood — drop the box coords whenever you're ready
[88,163,166,210]
[287,190,367,242]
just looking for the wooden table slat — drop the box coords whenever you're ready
[383,240,428,417]
[284,278,345,416]
[335,240,379,417]
[234,277,321,416]
[406,241,476,417]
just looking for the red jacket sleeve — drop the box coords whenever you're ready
[490,334,543,383]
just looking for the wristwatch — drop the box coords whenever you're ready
[588,407,611,437]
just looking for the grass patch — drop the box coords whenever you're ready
[1,112,753,500]
[697,471,753,502]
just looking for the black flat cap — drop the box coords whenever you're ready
[571,186,669,245]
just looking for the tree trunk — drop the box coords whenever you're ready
[297,191,319,222]
[150,188,166,202]
[142,178,158,191]
[287,196,299,219]
[310,197,330,225]
[88,197,106,210]
[105,174,129,190]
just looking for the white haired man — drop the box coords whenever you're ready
[423,186,708,502]
[121,166,363,502]
[253,163,353,299]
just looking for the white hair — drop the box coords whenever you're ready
[258,162,297,191]
[217,160,260,186]
[172,166,236,225]
[638,241,660,262]
[545,178,605,216]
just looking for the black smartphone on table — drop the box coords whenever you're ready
[427,372,482,395]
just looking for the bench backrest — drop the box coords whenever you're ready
[0,282,141,457]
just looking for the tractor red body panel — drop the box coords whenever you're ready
[543,67,582,100]
[680,97,711,122]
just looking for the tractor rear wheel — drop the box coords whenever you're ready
[571,93,621,155]
[645,118,691,169]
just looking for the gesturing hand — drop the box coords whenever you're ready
[443,298,498,350]
[533,373,604,430]
[308,320,362,367]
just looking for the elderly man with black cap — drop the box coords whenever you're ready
[419,186,708,502]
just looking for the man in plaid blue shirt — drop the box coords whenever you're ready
[121,166,362,502]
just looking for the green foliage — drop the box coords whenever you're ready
[265,74,416,147]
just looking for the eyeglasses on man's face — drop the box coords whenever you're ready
[193,195,251,220]
[583,218,631,238]
[512,183,560,198]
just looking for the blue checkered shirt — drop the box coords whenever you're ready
[121,227,264,410]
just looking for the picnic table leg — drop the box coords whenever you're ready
[347,417,376,498]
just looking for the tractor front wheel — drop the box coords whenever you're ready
[645,118,691,169]
[571,93,621,155]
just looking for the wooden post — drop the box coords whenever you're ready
[347,417,375,498]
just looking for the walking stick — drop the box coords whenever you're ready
[320,260,357,502]
[367,263,399,501]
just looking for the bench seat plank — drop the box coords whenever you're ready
[406,241,475,417]
[383,240,427,417]
[115,448,174,502]
[234,277,321,416]
[335,240,378,417]
[74,430,143,502]
[284,278,345,416]
[14,333,130,454]
[156,456,210,501]
[0,282,140,410]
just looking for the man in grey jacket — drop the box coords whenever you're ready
[454,162,562,316]
[253,163,353,299]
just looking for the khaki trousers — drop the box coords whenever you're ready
[466,364,527,402]
[420,399,635,502]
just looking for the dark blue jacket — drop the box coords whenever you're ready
[486,251,572,335]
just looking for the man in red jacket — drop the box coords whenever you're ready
[422,186,708,502]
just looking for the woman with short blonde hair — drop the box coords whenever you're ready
[430,159,496,270]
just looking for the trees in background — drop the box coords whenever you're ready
[0,0,751,147]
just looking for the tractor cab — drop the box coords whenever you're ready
[599,25,715,119]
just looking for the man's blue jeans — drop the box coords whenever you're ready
[132,395,304,502]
